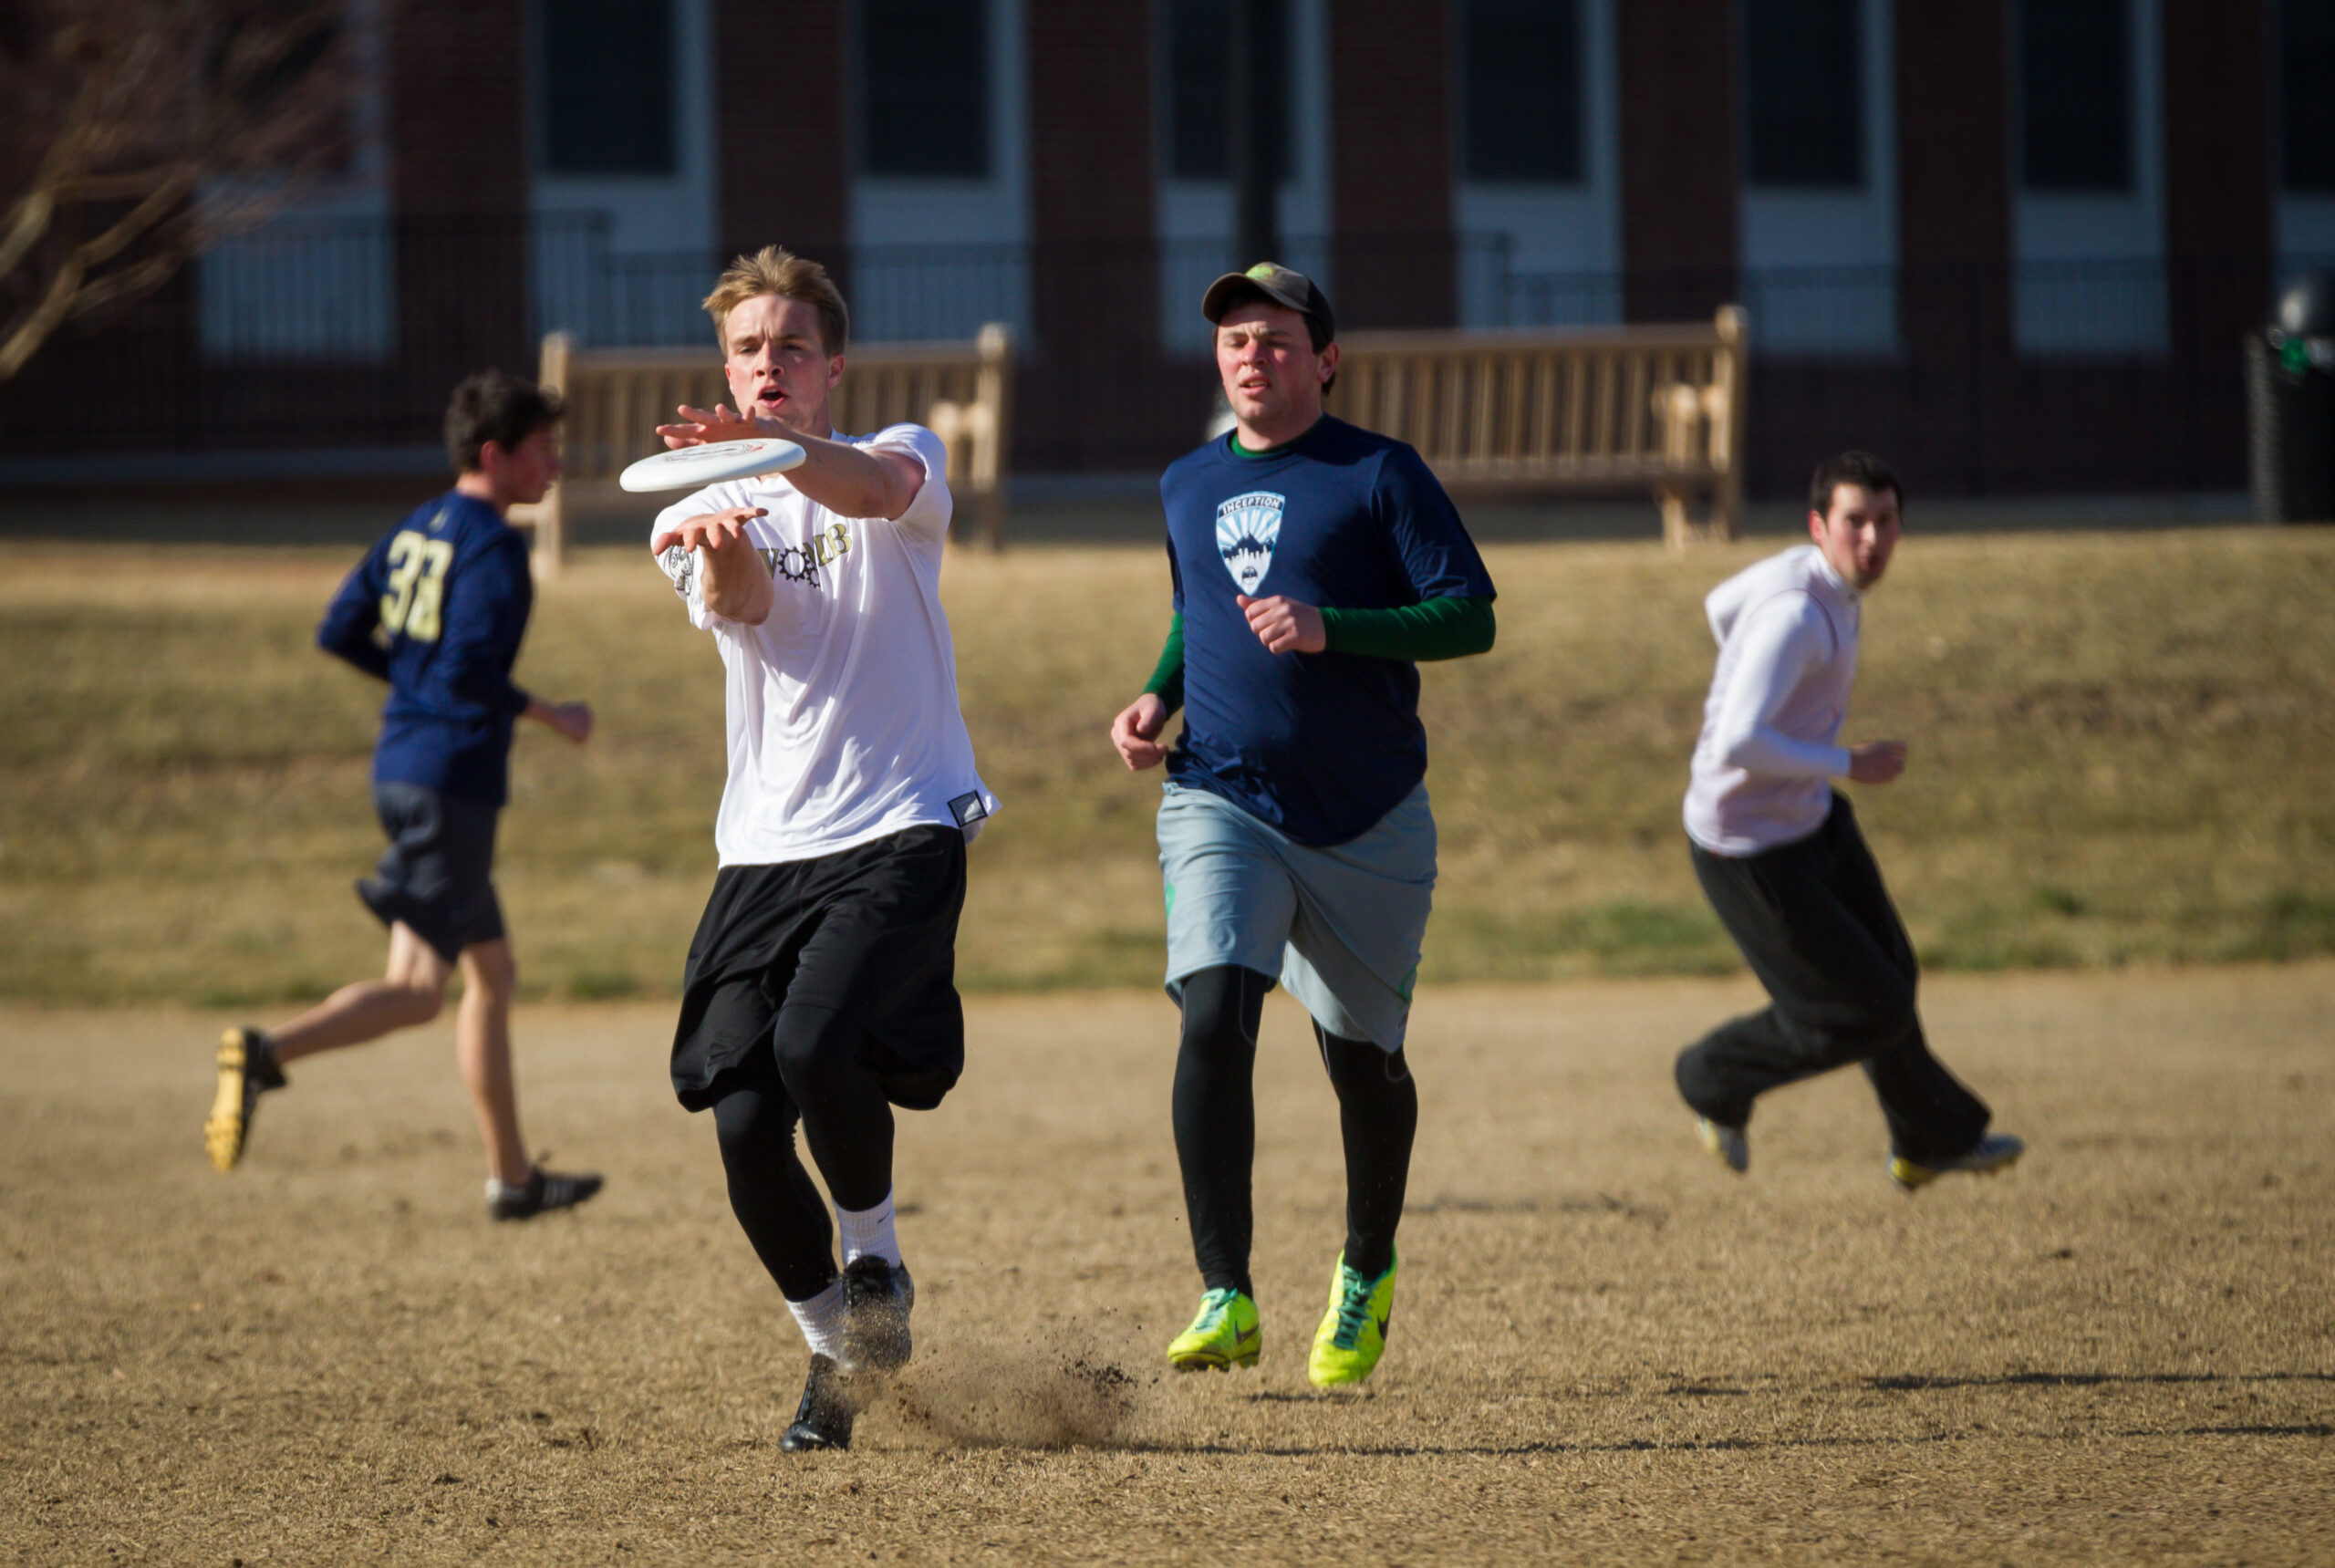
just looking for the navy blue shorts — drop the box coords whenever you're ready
[357,782,505,964]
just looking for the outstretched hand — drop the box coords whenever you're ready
[656,403,771,449]
[1238,594,1326,654]
[649,505,768,558]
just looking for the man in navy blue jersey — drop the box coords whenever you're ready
[1109,265,1496,1387]
[205,369,602,1222]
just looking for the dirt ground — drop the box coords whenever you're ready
[4,966,2330,1565]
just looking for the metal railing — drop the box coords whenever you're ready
[176,213,2285,360]
[0,214,2309,498]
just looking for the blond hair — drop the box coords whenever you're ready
[702,246,850,356]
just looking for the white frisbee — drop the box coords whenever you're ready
[618,437,807,493]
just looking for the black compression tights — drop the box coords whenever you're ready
[711,1002,897,1303]
[712,1087,837,1302]
[1314,1018,1417,1282]
[1171,965,1418,1297]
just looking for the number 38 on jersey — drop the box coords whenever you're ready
[379,529,455,641]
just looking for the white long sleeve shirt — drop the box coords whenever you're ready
[1682,544,1862,856]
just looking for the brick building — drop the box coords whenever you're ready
[5,0,2330,496]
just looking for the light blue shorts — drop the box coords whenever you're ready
[1157,780,1437,1052]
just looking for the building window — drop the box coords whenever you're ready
[2282,0,2335,192]
[859,0,990,178]
[1164,0,1291,181]
[2019,0,2131,192]
[1458,0,1583,183]
[1743,0,1861,188]
[542,0,675,176]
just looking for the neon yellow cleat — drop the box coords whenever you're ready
[1308,1251,1396,1388]
[1167,1287,1261,1371]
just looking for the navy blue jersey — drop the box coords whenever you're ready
[317,492,535,807]
[1161,417,1495,846]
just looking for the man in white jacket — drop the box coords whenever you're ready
[1675,450,2022,1190]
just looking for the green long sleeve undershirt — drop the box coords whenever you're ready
[1322,595,1497,661]
[1141,596,1496,716]
[1144,615,1188,713]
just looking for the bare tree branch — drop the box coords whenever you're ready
[0,0,356,380]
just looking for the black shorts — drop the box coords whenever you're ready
[669,825,968,1114]
[357,782,505,965]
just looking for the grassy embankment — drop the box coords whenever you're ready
[0,529,2329,1006]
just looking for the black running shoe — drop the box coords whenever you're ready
[840,1255,915,1374]
[206,1026,285,1173]
[780,1354,855,1452]
[487,1168,604,1221]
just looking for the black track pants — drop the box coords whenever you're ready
[1173,965,1418,1296]
[711,1002,898,1302]
[1675,794,1989,1163]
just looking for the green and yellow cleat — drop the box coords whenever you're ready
[1890,1132,2025,1191]
[1167,1286,1261,1372]
[1308,1251,1396,1389]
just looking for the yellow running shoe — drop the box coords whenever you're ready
[205,1026,285,1173]
[1166,1287,1261,1371]
[1308,1251,1396,1388]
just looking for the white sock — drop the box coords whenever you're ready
[835,1189,902,1269]
[787,1280,846,1362]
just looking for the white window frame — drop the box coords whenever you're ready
[1737,0,1898,356]
[848,0,1032,344]
[198,0,397,362]
[2012,0,2168,357]
[1453,0,1622,328]
[1155,0,1333,355]
[528,0,717,345]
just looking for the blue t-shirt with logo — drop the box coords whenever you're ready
[316,492,536,807]
[1160,416,1495,846]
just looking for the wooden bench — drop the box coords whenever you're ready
[1323,306,1748,547]
[514,323,1014,574]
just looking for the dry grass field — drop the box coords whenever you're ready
[3,965,2330,1564]
[1,529,2330,1008]
[3,524,2330,1559]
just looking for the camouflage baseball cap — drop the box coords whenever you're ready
[1200,262,1336,344]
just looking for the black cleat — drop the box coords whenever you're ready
[840,1255,915,1374]
[487,1167,605,1221]
[206,1026,285,1172]
[780,1354,855,1452]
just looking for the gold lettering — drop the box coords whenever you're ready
[380,532,423,629]
[757,547,779,577]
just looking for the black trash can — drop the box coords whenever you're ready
[2248,273,2335,524]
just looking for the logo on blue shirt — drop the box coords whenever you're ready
[1215,491,1285,595]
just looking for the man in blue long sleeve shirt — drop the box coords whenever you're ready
[204,370,603,1222]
